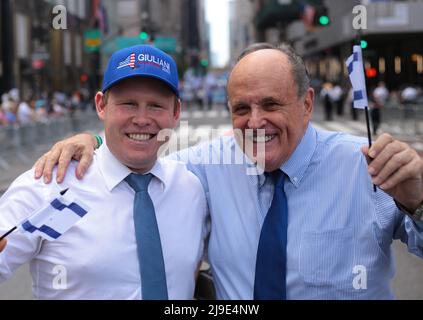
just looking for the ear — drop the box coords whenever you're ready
[303,87,315,119]
[95,92,106,121]
[173,97,181,122]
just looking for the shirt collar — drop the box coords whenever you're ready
[280,123,317,188]
[97,143,168,192]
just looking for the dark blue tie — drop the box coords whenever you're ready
[254,170,288,300]
[125,173,168,300]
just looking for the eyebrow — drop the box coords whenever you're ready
[231,101,249,108]
[114,98,138,104]
[258,97,282,105]
[231,96,291,109]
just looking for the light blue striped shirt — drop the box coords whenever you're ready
[173,124,423,299]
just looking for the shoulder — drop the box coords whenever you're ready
[3,167,58,202]
[0,167,65,225]
[315,128,368,160]
[3,158,98,200]
[171,136,236,160]
[158,158,205,192]
[54,159,92,185]
[56,155,102,194]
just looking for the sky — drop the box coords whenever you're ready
[205,0,230,67]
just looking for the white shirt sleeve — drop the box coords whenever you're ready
[0,169,58,283]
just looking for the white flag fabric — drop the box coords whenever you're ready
[346,45,369,109]
[18,189,90,241]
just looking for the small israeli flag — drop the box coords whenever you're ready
[346,45,369,109]
[18,189,90,241]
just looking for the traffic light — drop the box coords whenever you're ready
[360,40,368,49]
[80,74,89,83]
[200,59,209,67]
[319,15,330,26]
[365,67,377,78]
[139,31,149,42]
[314,6,330,27]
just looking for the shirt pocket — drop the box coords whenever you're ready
[299,228,354,287]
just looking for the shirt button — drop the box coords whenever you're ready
[293,177,298,183]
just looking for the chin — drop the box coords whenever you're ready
[264,156,283,172]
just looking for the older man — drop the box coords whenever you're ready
[34,43,423,300]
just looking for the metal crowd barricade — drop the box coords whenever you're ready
[381,102,423,137]
[0,110,101,171]
[0,125,26,170]
[0,126,11,170]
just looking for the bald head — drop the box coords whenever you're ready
[228,49,303,113]
[229,43,310,99]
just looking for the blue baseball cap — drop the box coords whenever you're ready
[102,45,179,97]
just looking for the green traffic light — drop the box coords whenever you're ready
[200,59,209,67]
[139,32,149,41]
[361,40,368,49]
[319,15,330,26]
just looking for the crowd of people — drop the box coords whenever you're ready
[318,81,422,134]
[0,88,93,128]
[179,69,229,111]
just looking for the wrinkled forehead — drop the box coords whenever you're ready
[229,49,292,85]
[228,50,296,99]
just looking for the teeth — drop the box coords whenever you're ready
[251,135,275,143]
[128,133,153,141]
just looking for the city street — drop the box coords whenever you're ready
[0,103,422,299]
[1,0,423,302]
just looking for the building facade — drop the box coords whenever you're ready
[231,0,423,90]
[1,0,211,98]
[229,0,256,65]
[101,0,210,75]
[0,0,93,98]
[290,0,423,90]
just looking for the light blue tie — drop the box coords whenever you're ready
[125,173,168,300]
[254,170,288,300]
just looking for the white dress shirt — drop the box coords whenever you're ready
[0,144,208,299]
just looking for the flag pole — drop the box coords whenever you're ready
[0,226,16,242]
[356,31,377,192]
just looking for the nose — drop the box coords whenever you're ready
[132,107,152,127]
[247,106,266,129]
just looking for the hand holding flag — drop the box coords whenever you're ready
[0,189,90,243]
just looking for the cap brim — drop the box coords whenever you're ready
[102,73,179,97]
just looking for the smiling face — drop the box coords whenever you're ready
[95,77,180,173]
[228,49,314,172]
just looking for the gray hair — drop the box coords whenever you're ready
[236,42,310,99]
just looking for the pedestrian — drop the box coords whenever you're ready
[346,86,358,121]
[330,82,344,116]
[371,81,389,135]
[0,45,207,299]
[320,82,333,121]
[34,43,423,300]
[401,85,419,120]
[203,72,217,110]
[17,98,35,125]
